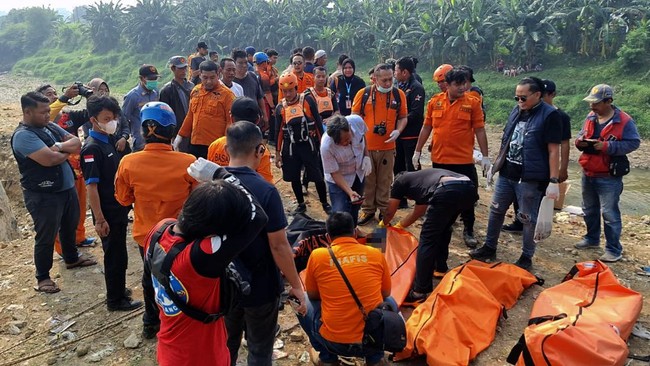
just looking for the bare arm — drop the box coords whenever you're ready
[559,140,570,182]
[59,135,81,153]
[548,143,560,179]
[396,116,407,133]
[27,147,70,167]
[399,204,428,227]
[267,229,307,314]
[382,198,401,225]
[87,184,110,237]
[474,127,489,156]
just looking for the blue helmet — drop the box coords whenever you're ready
[140,101,176,127]
[254,52,269,64]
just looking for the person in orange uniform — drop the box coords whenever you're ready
[115,101,198,339]
[174,60,235,159]
[305,66,339,121]
[413,67,489,248]
[298,212,393,366]
[254,52,276,125]
[432,63,453,93]
[207,97,273,183]
[275,73,330,214]
[352,64,407,225]
[278,53,314,101]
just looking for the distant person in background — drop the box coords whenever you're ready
[327,53,348,89]
[190,41,209,85]
[331,58,365,116]
[220,57,244,97]
[209,51,219,63]
[245,46,256,72]
[233,49,268,128]
[574,84,640,262]
[36,83,79,120]
[254,52,276,127]
[159,56,194,137]
[122,64,160,151]
[302,46,316,74]
[11,91,96,294]
[266,49,281,144]
[314,50,327,69]
[278,53,314,102]
[410,56,423,84]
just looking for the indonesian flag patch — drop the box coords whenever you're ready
[83,155,94,163]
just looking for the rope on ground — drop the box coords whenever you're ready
[0,307,144,366]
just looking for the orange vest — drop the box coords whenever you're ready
[308,87,334,115]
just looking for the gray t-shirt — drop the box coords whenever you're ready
[12,123,75,191]
[234,72,264,101]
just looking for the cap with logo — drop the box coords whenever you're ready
[169,56,188,68]
[139,64,159,79]
[583,84,613,103]
[315,50,327,59]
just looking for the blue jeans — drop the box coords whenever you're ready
[485,176,544,258]
[581,175,623,256]
[297,297,397,364]
[327,176,364,226]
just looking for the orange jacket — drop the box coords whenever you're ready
[207,136,274,183]
[178,83,235,146]
[114,143,198,246]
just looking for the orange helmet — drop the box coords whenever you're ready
[433,64,453,82]
[279,73,298,90]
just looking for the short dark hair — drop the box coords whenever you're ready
[374,63,392,74]
[313,66,327,75]
[226,121,263,158]
[337,54,349,66]
[21,92,50,111]
[231,97,261,122]
[291,47,302,55]
[291,53,304,64]
[35,84,53,94]
[209,51,218,57]
[368,67,375,76]
[519,76,545,94]
[396,57,415,74]
[302,46,315,60]
[326,212,355,239]
[326,115,350,144]
[266,49,278,57]
[231,49,247,62]
[142,120,174,143]
[220,57,235,69]
[86,95,121,118]
[199,60,219,73]
[177,180,253,241]
[445,68,470,84]
[411,57,419,68]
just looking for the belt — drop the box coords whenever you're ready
[436,180,474,189]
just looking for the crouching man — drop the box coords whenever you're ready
[298,212,393,366]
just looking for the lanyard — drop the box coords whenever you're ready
[345,79,352,99]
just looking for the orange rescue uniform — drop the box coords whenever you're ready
[278,71,314,101]
[423,92,484,164]
[114,143,198,246]
[207,137,274,183]
[305,237,391,344]
[351,87,408,151]
[178,83,235,146]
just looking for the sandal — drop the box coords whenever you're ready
[65,255,98,269]
[34,279,61,294]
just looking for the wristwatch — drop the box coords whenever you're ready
[549,177,559,183]
[54,142,64,152]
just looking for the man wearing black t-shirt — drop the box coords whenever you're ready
[471,77,561,271]
[382,169,477,303]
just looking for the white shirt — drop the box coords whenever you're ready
[320,115,367,186]
[222,81,244,97]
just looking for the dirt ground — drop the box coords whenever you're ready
[0,74,648,365]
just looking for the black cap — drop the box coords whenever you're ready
[231,97,261,122]
[543,79,556,94]
[139,64,159,78]
[197,41,208,49]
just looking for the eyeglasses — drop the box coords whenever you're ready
[292,61,303,66]
[514,95,530,102]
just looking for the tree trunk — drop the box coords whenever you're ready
[0,182,19,242]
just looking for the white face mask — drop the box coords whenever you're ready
[99,119,118,135]
[376,85,392,94]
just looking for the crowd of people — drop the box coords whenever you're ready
[9,41,640,366]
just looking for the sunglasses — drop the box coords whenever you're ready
[514,95,530,102]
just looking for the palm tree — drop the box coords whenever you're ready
[123,0,174,52]
[84,1,125,53]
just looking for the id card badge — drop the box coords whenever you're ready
[346,98,352,109]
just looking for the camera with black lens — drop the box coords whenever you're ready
[74,82,94,98]
[373,122,387,136]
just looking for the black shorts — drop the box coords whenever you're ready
[281,142,324,182]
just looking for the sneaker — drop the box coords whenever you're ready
[463,231,478,248]
[77,237,96,247]
[322,203,332,215]
[514,254,533,271]
[357,212,375,226]
[403,290,429,305]
[574,239,600,250]
[142,323,160,339]
[469,245,497,262]
[502,221,523,233]
[600,251,622,262]
[293,203,307,215]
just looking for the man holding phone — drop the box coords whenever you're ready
[320,115,371,228]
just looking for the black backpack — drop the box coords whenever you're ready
[146,220,251,323]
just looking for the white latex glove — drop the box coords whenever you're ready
[362,156,372,177]
[546,182,560,200]
[384,130,400,143]
[412,151,421,170]
[481,157,492,177]
[172,135,182,151]
[486,164,494,186]
[187,157,221,182]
